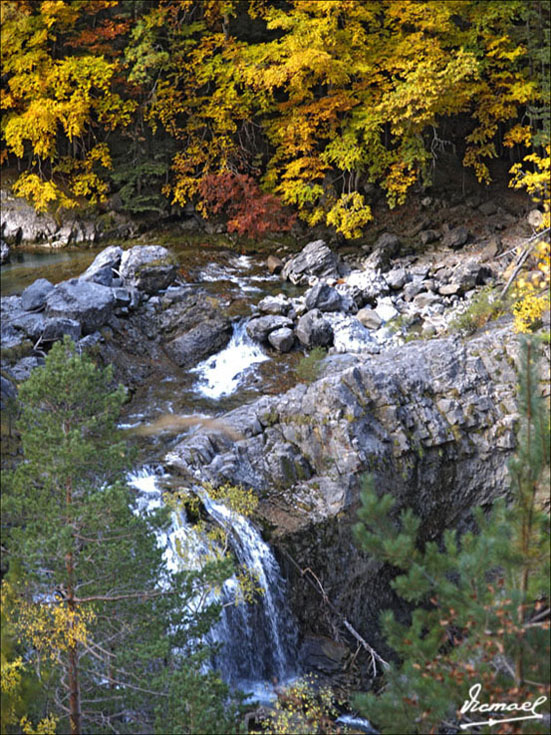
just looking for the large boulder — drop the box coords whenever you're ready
[21,278,54,311]
[80,245,123,285]
[363,232,402,272]
[295,309,333,348]
[42,317,82,343]
[268,327,295,353]
[119,246,177,293]
[45,279,115,334]
[304,282,342,312]
[282,240,340,285]
[165,318,232,368]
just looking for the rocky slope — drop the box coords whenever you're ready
[164,321,544,659]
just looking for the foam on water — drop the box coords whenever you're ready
[126,468,298,696]
[191,320,269,399]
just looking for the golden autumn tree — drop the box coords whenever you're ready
[0,0,135,212]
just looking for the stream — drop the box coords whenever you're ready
[2,241,303,703]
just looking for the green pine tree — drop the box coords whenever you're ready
[1,338,240,735]
[352,335,550,734]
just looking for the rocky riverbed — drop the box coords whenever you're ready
[2,188,549,688]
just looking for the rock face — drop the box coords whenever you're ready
[1,191,99,246]
[119,245,177,293]
[165,324,536,650]
[45,280,116,334]
[282,240,341,285]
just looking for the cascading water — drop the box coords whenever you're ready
[127,466,298,699]
[191,319,270,400]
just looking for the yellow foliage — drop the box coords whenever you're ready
[508,146,550,332]
[2,582,95,662]
[326,192,372,238]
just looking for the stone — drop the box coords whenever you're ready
[412,292,442,309]
[375,298,399,322]
[295,309,333,348]
[0,239,9,264]
[119,245,177,293]
[164,324,528,653]
[346,270,389,306]
[166,318,232,368]
[443,225,469,249]
[268,327,295,353]
[113,287,132,307]
[247,315,293,343]
[84,265,113,287]
[479,200,498,216]
[363,232,401,272]
[21,278,55,311]
[480,238,501,261]
[80,245,123,282]
[42,317,82,343]
[356,307,382,330]
[384,267,408,290]
[0,191,100,246]
[267,255,284,274]
[300,635,349,674]
[419,229,439,245]
[403,279,426,302]
[438,283,461,296]
[281,240,340,285]
[9,311,47,341]
[304,282,342,312]
[257,294,292,316]
[45,279,115,334]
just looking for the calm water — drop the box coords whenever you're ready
[1,248,100,295]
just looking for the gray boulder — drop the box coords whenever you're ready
[282,240,340,285]
[295,309,333,348]
[21,278,54,311]
[304,282,342,312]
[443,225,469,249]
[166,319,232,368]
[363,232,401,272]
[246,315,293,343]
[81,245,123,283]
[84,265,113,287]
[42,317,82,343]
[10,311,47,341]
[268,327,295,353]
[439,260,493,297]
[257,294,292,316]
[419,229,439,245]
[45,279,115,334]
[384,267,408,290]
[119,245,177,293]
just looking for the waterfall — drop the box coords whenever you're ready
[191,319,269,399]
[127,467,298,697]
